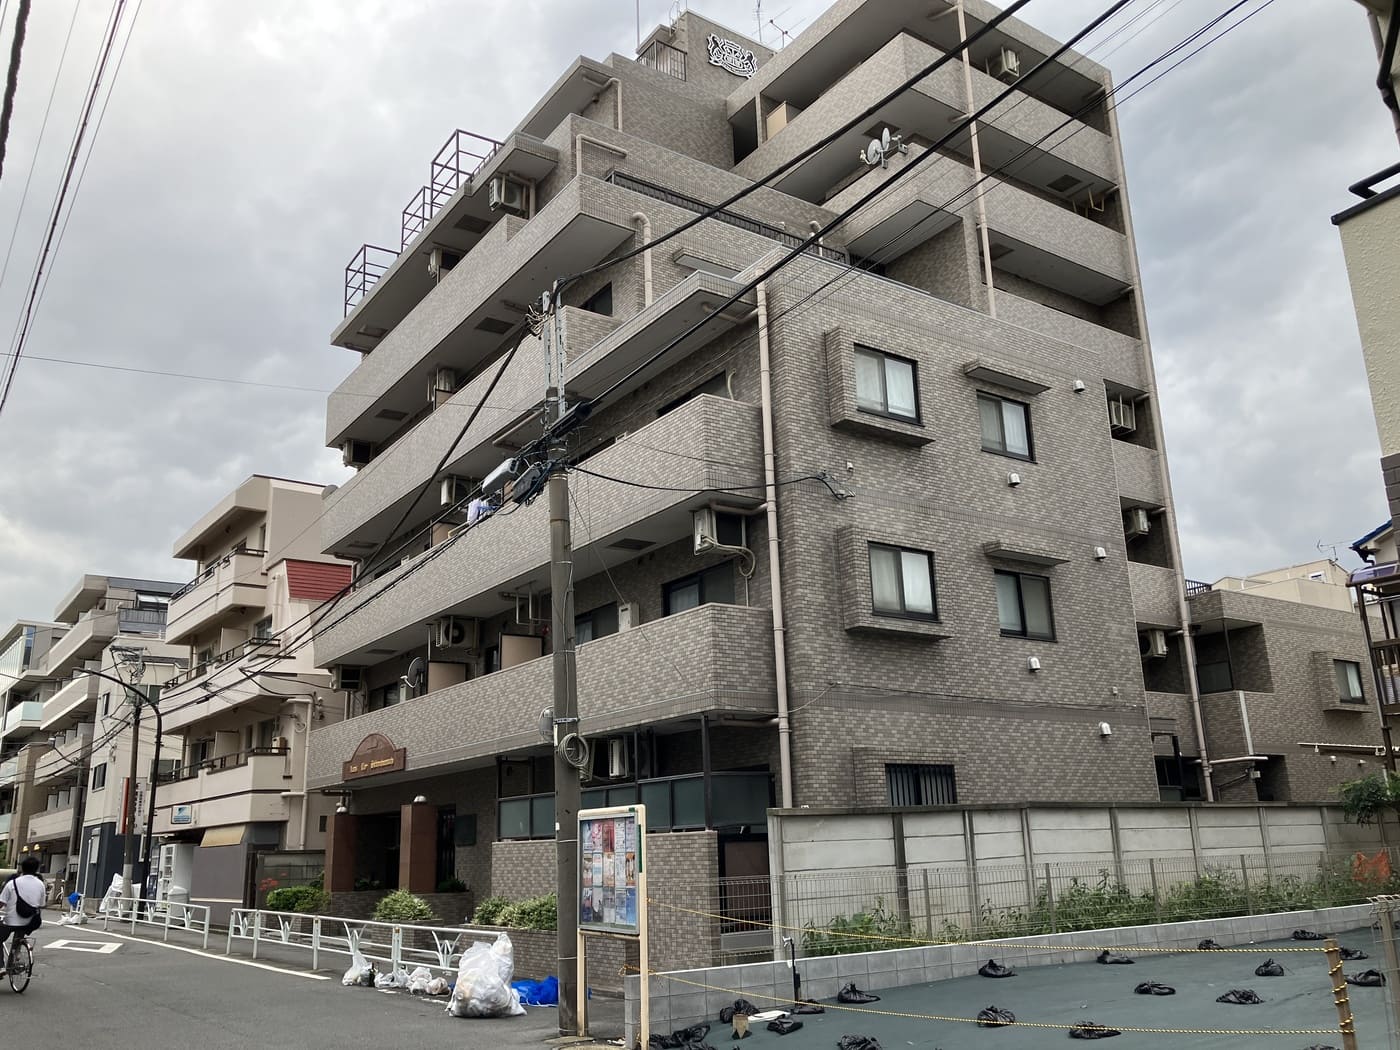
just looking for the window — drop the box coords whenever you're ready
[658,371,730,417]
[581,283,613,316]
[995,570,1055,640]
[100,692,110,718]
[318,815,328,833]
[1335,660,1365,703]
[978,393,1033,459]
[367,684,400,712]
[575,603,619,645]
[90,763,107,791]
[1197,660,1233,694]
[252,617,274,640]
[868,544,937,620]
[854,347,919,422]
[886,763,957,806]
[663,562,736,615]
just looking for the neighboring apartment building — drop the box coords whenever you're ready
[0,619,67,869]
[305,0,1203,904]
[151,475,348,922]
[1204,559,1356,614]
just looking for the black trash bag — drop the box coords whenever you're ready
[1197,939,1224,950]
[650,1037,676,1050]
[837,984,881,1004]
[793,1002,825,1015]
[1340,947,1369,961]
[1346,969,1386,987]
[1216,989,1264,1005]
[730,1034,748,1043]
[767,1020,803,1036]
[1096,950,1134,965]
[976,1006,1016,1028]
[1068,1021,1121,1039]
[1133,981,1175,996]
[1254,958,1285,977]
[1292,929,1327,941]
[978,959,1017,978]
[719,1008,735,1025]
[720,1001,759,1023]
[837,1036,882,1050]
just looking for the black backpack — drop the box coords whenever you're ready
[10,877,37,920]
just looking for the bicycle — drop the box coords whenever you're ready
[4,936,34,993]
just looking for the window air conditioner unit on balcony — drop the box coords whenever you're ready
[488,176,527,216]
[440,476,473,507]
[341,439,373,468]
[1125,507,1151,539]
[427,246,463,280]
[1140,628,1169,659]
[991,47,1021,82]
[428,367,459,402]
[607,736,630,779]
[332,666,364,692]
[693,507,718,553]
[433,615,478,650]
[1108,397,1137,434]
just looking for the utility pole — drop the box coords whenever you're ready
[546,284,581,1036]
[112,646,146,908]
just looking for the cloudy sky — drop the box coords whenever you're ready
[0,0,1392,627]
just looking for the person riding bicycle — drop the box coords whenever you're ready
[0,857,44,972]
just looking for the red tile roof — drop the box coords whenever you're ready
[285,560,352,602]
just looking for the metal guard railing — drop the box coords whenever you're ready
[344,244,398,317]
[226,909,500,976]
[101,896,212,950]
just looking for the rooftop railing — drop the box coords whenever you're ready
[639,38,686,80]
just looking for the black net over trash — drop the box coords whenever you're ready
[1253,959,1285,977]
[837,1036,882,1050]
[1068,1021,1121,1039]
[1197,939,1223,950]
[766,1020,802,1036]
[1133,981,1175,995]
[837,984,881,1004]
[1292,929,1327,941]
[1216,989,1265,1005]
[1340,946,1369,960]
[978,959,1017,978]
[976,1006,1016,1028]
[1096,951,1134,965]
[1346,969,1386,987]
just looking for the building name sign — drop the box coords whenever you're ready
[343,732,407,781]
[171,804,193,825]
[707,34,757,78]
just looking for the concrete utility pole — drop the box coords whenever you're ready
[546,287,581,1036]
[112,647,146,907]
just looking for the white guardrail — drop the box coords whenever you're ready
[100,897,212,950]
[225,909,500,975]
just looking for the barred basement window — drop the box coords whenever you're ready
[886,763,957,806]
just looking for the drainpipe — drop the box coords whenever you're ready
[631,212,653,307]
[757,281,794,808]
[1102,69,1213,801]
[955,0,997,318]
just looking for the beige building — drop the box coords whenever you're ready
[1204,558,1356,614]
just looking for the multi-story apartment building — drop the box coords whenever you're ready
[0,619,68,869]
[307,0,1202,903]
[0,576,183,895]
[151,475,348,921]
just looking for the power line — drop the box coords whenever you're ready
[0,0,31,181]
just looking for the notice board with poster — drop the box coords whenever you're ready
[577,804,647,1045]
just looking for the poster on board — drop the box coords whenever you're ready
[578,804,644,936]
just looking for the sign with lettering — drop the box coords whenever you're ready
[171,804,193,825]
[579,804,645,936]
[342,733,407,781]
[707,33,757,78]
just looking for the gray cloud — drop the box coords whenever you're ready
[0,0,1391,626]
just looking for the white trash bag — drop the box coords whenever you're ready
[446,933,524,1018]
[341,943,376,987]
[426,976,451,996]
[406,966,434,995]
[97,874,125,915]
[375,967,410,990]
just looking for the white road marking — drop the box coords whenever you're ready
[47,939,121,954]
[69,929,332,980]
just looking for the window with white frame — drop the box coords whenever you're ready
[868,543,937,620]
[854,347,919,423]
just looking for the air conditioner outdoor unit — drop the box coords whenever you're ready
[433,615,478,650]
[618,601,641,631]
[489,176,527,215]
[992,47,1021,82]
[1141,628,1169,659]
[341,439,373,468]
[1108,397,1137,434]
[692,507,718,553]
[332,666,363,692]
[1125,507,1151,539]
[427,247,463,279]
[440,476,472,507]
[428,367,459,402]
[608,737,630,779]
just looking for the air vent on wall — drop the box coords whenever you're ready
[475,317,514,334]
[1048,174,1082,193]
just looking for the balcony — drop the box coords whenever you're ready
[159,638,302,736]
[316,393,764,664]
[40,610,118,678]
[26,806,73,843]
[165,550,268,644]
[994,291,1144,383]
[0,813,11,838]
[1,701,45,741]
[40,674,98,732]
[1113,440,1165,509]
[33,729,91,787]
[1128,562,1182,629]
[307,603,777,789]
[151,748,293,834]
[0,758,17,787]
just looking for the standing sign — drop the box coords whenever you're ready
[577,804,647,1048]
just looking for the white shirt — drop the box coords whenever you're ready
[0,874,44,926]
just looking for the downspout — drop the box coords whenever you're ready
[632,212,653,307]
[757,281,794,808]
[1369,2,1400,141]
[956,0,997,318]
[1101,67,1213,800]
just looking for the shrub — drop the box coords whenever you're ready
[373,889,436,924]
[1339,772,1400,825]
[472,895,509,925]
[437,877,467,894]
[801,897,919,957]
[266,885,329,914]
[497,893,558,931]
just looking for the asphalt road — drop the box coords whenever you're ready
[3,922,603,1049]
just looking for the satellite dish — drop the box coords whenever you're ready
[538,708,554,743]
[880,127,891,152]
[864,139,883,166]
[405,657,426,696]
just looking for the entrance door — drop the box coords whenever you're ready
[436,806,457,888]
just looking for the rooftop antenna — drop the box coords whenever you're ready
[1317,539,1342,561]
[755,0,763,45]
[769,18,794,47]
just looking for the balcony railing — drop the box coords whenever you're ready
[401,130,504,248]
[2,701,45,737]
[639,38,686,80]
[1185,580,1213,597]
[171,548,268,603]
[157,745,289,785]
[344,244,398,317]
[498,771,772,840]
[164,636,281,691]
